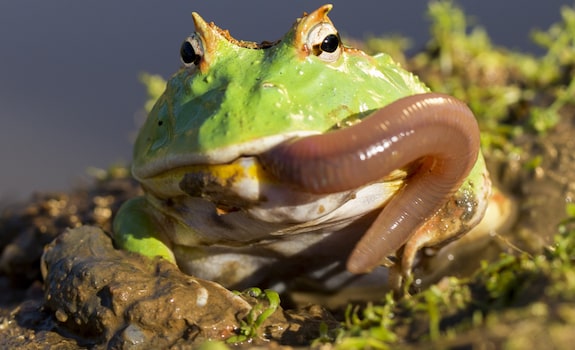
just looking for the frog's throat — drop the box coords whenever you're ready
[132,131,318,181]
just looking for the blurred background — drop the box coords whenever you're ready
[0,0,572,201]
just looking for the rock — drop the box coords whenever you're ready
[42,226,252,347]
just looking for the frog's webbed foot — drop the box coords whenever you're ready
[387,178,496,293]
[386,233,435,293]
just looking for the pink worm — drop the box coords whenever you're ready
[260,93,480,274]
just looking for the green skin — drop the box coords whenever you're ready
[113,5,490,290]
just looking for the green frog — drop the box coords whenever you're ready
[113,4,494,293]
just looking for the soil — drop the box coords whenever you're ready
[2,6,575,348]
[1,106,573,348]
[0,176,338,349]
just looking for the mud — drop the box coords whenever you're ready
[0,178,335,348]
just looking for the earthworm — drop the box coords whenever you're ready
[259,93,480,274]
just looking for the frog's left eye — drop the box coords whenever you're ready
[180,34,204,67]
[306,23,341,63]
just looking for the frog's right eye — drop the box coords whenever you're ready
[306,23,341,63]
[180,34,204,67]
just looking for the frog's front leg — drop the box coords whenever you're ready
[113,196,176,264]
[261,93,481,279]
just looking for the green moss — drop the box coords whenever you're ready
[317,2,575,348]
[320,223,575,348]
[375,1,575,153]
[139,73,167,113]
[361,35,412,68]
[226,288,280,344]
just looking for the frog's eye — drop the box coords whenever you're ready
[180,34,204,67]
[307,23,341,63]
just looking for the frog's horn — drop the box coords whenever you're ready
[191,12,221,68]
[304,4,333,23]
[294,4,334,54]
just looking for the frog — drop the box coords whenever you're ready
[112,4,495,294]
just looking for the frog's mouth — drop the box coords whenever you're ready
[176,157,276,211]
[133,129,327,203]
[133,132,318,182]
[141,153,391,225]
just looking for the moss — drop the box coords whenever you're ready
[369,1,575,154]
[139,73,167,113]
[318,223,575,349]
[316,2,575,348]
[226,288,280,344]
